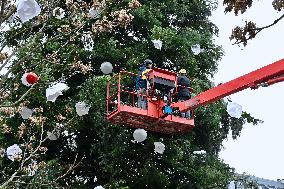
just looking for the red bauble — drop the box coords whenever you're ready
[26,72,39,84]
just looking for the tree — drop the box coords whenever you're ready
[0,0,261,188]
[223,0,284,46]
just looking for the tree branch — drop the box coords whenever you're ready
[0,0,7,25]
[0,171,19,189]
[232,12,284,46]
[0,121,47,188]
[0,21,86,88]
[0,4,16,27]
[20,121,47,169]
[0,49,16,72]
[53,153,83,183]
[0,81,37,107]
[254,12,284,33]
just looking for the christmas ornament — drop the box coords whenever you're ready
[16,0,41,22]
[21,72,39,86]
[133,129,147,142]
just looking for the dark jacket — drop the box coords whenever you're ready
[135,64,147,90]
[177,75,191,99]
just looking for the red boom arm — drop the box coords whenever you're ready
[172,58,284,112]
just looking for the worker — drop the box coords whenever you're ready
[177,68,191,118]
[135,59,153,109]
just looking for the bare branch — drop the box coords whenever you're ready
[0,121,47,188]
[231,12,284,46]
[0,82,38,107]
[0,43,7,52]
[0,3,16,27]
[0,171,19,189]
[0,0,7,24]
[53,153,83,183]
[0,49,16,72]
[254,12,284,33]
[0,21,86,89]
[20,122,47,169]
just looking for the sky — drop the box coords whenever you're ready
[1,0,283,182]
[210,1,284,180]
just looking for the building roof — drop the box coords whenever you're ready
[250,176,284,188]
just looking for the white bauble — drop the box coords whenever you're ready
[133,129,147,142]
[100,62,113,74]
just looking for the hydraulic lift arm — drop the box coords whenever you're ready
[172,58,284,112]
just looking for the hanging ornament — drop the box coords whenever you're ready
[53,7,65,19]
[100,62,113,74]
[193,150,206,155]
[94,186,104,189]
[47,131,59,141]
[133,129,147,142]
[19,106,33,119]
[228,181,235,189]
[21,72,39,86]
[88,8,100,19]
[26,72,39,84]
[151,39,162,50]
[227,102,243,118]
[154,142,165,154]
[191,44,202,55]
[75,101,90,116]
[16,0,41,23]
[46,83,69,102]
[6,144,22,161]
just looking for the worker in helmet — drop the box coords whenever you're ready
[177,68,191,118]
[135,59,153,109]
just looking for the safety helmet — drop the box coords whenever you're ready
[179,69,187,74]
[144,59,153,65]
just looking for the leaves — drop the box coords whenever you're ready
[0,0,263,188]
[230,21,257,46]
[223,0,253,15]
[224,0,284,46]
[272,0,284,11]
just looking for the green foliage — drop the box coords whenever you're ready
[0,0,262,188]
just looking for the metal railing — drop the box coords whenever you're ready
[106,70,148,116]
[106,70,194,118]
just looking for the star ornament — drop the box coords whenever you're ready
[227,102,243,118]
[191,44,202,55]
[88,8,101,19]
[16,0,41,22]
[46,83,69,102]
[19,106,33,119]
[53,7,65,19]
[47,131,60,141]
[154,142,165,154]
[151,39,162,50]
[75,102,90,116]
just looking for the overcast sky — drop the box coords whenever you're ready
[211,1,284,180]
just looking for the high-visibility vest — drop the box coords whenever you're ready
[141,69,152,80]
